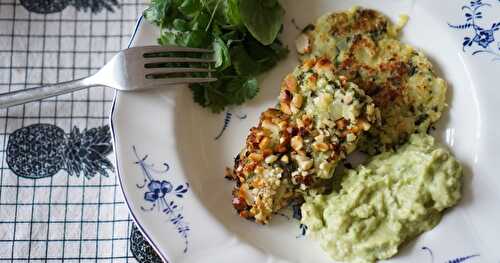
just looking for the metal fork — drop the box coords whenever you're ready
[0,45,216,108]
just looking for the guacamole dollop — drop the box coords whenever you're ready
[301,134,462,262]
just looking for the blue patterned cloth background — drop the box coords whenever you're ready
[0,0,161,262]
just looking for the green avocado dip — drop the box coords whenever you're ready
[301,134,463,263]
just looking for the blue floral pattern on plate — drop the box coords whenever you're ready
[133,146,190,253]
[214,110,247,140]
[422,246,479,263]
[449,0,500,60]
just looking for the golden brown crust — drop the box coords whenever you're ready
[229,58,379,224]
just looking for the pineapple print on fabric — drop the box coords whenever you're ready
[20,0,118,14]
[6,124,114,179]
[130,224,162,263]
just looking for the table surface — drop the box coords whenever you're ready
[0,1,162,262]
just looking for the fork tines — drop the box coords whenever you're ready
[138,45,216,84]
[140,45,213,56]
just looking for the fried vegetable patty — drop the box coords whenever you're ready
[298,8,447,153]
[228,58,378,224]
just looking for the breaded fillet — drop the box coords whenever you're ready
[298,8,447,153]
[228,58,379,224]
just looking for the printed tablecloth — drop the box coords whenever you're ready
[0,0,162,262]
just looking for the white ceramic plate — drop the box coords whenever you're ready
[111,0,500,262]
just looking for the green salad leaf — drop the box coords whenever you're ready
[239,0,285,45]
[144,0,172,26]
[224,0,243,27]
[178,0,201,17]
[231,44,260,77]
[228,77,259,104]
[213,36,231,70]
[158,29,210,48]
[144,0,288,113]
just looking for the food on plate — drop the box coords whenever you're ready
[224,5,462,262]
[301,134,463,263]
[278,58,380,180]
[298,7,447,153]
[229,108,297,224]
[145,0,288,113]
[228,58,379,224]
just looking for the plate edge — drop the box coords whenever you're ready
[109,14,171,263]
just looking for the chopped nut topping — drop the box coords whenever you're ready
[339,75,347,86]
[283,74,297,92]
[358,119,371,131]
[314,134,325,143]
[308,74,318,89]
[292,94,304,109]
[295,33,311,54]
[336,118,348,130]
[262,120,280,134]
[302,115,313,128]
[248,153,263,162]
[291,135,304,151]
[296,119,305,129]
[280,89,292,103]
[313,142,329,152]
[259,137,270,149]
[275,145,288,153]
[294,155,313,171]
[278,121,288,130]
[262,149,273,156]
[265,155,278,164]
[280,102,292,115]
[302,59,316,70]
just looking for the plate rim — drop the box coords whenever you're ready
[109,14,171,263]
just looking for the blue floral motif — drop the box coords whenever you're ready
[290,201,308,238]
[448,0,500,61]
[297,224,308,238]
[422,246,479,263]
[133,146,190,253]
[273,200,309,238]
[144,180,173,202]
[270,201,308,238]
[214,110,247,140]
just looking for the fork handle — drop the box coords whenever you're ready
[0,76,100,109]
